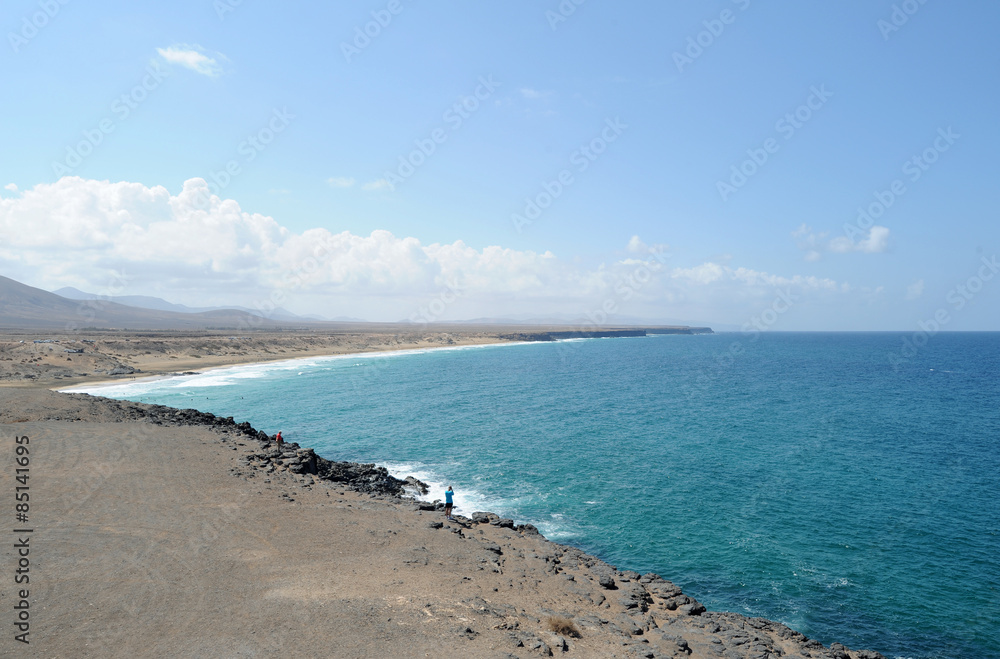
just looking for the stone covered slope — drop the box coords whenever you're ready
[417,515,886,659]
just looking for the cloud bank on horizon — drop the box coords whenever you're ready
[1,177,846,327]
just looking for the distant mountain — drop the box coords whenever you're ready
[0,276,292,330]
[53,287,324,322]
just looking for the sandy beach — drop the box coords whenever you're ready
[0,329,528,390]
[0,332,886,658]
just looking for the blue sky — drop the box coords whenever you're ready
[1,0,998,330]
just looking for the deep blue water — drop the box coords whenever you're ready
[72,333,1000,659]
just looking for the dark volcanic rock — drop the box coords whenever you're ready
[314,458,418,496]
[677,602,706,616]
[489,517,515,529]
[77,393,427,496]
[404,476,429,494]
[597,573,617,590]
[480,541,502,555]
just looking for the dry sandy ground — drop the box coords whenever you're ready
[0,387,887,659]
[0,330,526,390]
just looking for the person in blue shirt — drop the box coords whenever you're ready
[445,486,454,520]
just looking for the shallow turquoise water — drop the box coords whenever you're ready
[76,333,1000,659]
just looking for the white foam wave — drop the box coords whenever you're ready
[380,461,514,519]
[59,341,540,397]
[379,461,577,540]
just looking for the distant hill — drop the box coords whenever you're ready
[0,276,292,330]
[53,287,325,322]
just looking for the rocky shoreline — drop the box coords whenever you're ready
[45,390,886,659]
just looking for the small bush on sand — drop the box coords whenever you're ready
[545,615,581,638]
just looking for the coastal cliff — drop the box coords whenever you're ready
[2,386,885,658]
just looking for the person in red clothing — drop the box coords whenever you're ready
[275,431,283,446]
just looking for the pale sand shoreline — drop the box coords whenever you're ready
[0,329,527,390]
[55,338,540,393]
[0,326,708,392]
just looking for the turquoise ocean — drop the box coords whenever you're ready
[69,332,1000,659]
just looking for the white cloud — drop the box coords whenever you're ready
[3,184,17,193]
[0,177,856,323]
[858,226,890,253]
[905,279,925,300]
[361,179,392,192]
[157,44,225,77]
[670,262,838,291]
[520,88,552,99]
[792,223,827,249]
[673,262,726,285]
[860,285,885,304]
[327,177,356,188]
[729,267,839,290]
[796,223,890,258]
[518,89,557,116]
[626,235,668,255]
